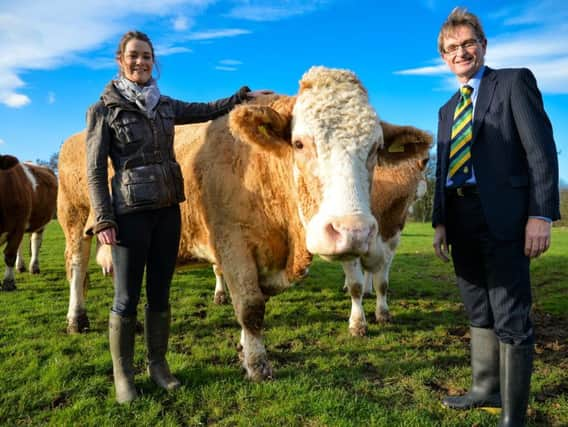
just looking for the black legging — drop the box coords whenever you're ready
[111,204,181,316]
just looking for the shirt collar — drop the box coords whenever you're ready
[462,65,485,99]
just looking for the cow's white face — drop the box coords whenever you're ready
[290,67,381,261]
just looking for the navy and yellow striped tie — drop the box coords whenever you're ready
[448,85,474,187]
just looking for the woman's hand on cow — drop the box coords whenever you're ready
[247,89,274,99]
[97,227,118,246]
[433,225,450,262]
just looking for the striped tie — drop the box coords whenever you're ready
[448,85,473,187]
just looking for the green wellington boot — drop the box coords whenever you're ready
[109,312,138,404]
[443,327,501,409]
[145,307,181,390]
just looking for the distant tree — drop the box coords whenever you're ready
[556,188,568,227]
[36,151,59,175]
[409,153,436,223]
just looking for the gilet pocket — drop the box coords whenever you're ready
[123,164,163,206]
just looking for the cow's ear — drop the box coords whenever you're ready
[229,98,294,157]
[378,121,432,167]
[269,95,296,122]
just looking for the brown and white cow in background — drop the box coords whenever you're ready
[59,67,431,380]
[342,133,429,336]
[0,155,57,290]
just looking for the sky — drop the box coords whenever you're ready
[1,0,567,185]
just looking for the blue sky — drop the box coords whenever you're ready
[1,0,567,185]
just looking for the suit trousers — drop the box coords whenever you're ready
[446,191,534,345]
[111,204,181,317]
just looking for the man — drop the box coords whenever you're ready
[432,7,560,427]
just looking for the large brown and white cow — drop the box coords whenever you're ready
[211,125,431,336]
[0,155,57,290]
[59,67,431,380]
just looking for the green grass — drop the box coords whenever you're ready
[0,221,566,426]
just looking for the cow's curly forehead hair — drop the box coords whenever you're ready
[437,7,486,55]
[115,30,155,60]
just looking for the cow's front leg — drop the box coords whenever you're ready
[233,291,271,381]
[222,256,272,380]
[2,257,17,291]
[2,231,24,291]
[29,230,43,274]
[342,259,367,336]
[373,233,399,323]
[66,236,92,333]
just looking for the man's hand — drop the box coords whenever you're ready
[97,227,118,246]
[525,217,552,258]
[433,224,450,262]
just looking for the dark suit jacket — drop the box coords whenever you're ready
[432,67,560,241]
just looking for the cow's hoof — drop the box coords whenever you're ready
[1,279,17,291]
[17,266,26,273]
[349,324,367,337]
[213,291,228,305]
[67,313,90,334]
[30,264,40,274]
[245,359,273,382]
[375,311,392,324]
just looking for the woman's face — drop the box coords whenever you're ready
[118,38,154,85]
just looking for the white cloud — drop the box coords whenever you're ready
[0,0,216,108]
[0,70,31,107]
[187,29,251,40]
[0,138,5,146]
[173,15,191,31]
[1,92,30,108]
[156,46,193,56]
[47,92,56,104]
[227,0,328,21]
[395,63,447,76]
[215,59,242,71]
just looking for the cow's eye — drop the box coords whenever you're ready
[293,140,304,150]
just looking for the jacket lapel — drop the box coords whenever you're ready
[472,67,497,146]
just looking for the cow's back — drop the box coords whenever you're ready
[57,131,92,233]
[23,163,57,232]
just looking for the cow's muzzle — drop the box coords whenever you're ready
[307,213,378,259]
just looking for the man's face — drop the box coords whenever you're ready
[441,25,486,83]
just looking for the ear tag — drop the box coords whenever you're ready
[388,142,405,153]
[258,125,270,138]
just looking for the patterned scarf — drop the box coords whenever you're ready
[113,76,161,119]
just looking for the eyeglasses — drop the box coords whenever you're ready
[443,39,480,55]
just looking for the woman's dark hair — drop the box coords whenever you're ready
[115,30,160,78]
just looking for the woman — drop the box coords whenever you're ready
[86,30,269,403]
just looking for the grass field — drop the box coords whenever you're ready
[0,221,566,426]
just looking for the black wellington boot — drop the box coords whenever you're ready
[498,342,533,427]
